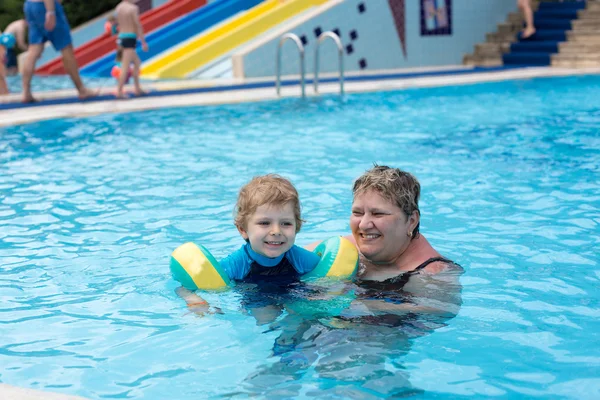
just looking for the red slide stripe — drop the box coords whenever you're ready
[36,0,205,75]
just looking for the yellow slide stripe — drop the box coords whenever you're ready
[142,0,328,79]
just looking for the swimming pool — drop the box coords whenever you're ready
[1,75,599,399]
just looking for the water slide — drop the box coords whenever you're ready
[81,0,264,78]
[35,0,203,75]
[141,0,329,80]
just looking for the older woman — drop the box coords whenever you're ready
[307,164,463,316]
[348,165,454,276]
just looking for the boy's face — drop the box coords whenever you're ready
[238,202,297,258]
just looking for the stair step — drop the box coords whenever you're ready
[486,32,517,43]
[463,54,503,67]
[586,3,600,12]
[558,42,600,52]
[569,26,600,34]
[518,29,567,41]
[498,22,521,35]
[567,32,600,43]
[510,40,559,53]
[553,53,600,61]
[507,12,523,23]
[475,42,511,56]
[552,59,600,67]
[503,52,551,66]
[539,1,587,11]
[577,9,600,19]
[572,18,600,27]
[534,18,572,30]
[535,9,580,19]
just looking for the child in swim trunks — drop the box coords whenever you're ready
[177,174,320,323]
[115,0,148,98]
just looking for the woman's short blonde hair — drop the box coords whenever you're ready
[352,165,421,237]
[234,174,303,232]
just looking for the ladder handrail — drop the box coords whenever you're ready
[275,33,306,99]
[314,31,344,96]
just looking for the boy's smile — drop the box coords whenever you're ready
[239,202,297,259]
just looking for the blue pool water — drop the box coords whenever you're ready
[1,75,600,399]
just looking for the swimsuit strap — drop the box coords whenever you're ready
[412,256,452,273]
[392,257,453,288]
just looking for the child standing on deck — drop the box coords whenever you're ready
[176,174,320,324]
[115,0,148,98]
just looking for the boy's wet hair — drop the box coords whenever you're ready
[234,174,303,233]
[353,164,421,237]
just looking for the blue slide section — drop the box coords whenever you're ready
[81,0,264,77]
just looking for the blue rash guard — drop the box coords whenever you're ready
[220,243,320,283]
[220,243,320,309]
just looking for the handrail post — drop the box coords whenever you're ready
[314,31,344,96]
[276,33,305,99]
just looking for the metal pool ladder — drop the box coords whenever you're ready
[314,31,344,96]
[276,33,306,99]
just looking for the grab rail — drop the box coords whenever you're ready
[275,33,306,99]
[314,31,344,96]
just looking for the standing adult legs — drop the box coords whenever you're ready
[60,44,96,99]
[21,43,44,102]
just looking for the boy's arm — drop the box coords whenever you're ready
[288,245,321,274]
[220,246,249,281]
[134,7,148,50]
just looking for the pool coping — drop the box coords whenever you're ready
[1,65,599,127]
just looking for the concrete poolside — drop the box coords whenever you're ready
[2,65,600,128]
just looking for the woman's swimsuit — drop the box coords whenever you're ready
[343,257,458,327]
[356,257,454,295]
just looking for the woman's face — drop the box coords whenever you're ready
[350,190,418,265]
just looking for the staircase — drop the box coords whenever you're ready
[464,0,600,68]
[553,1,600,66]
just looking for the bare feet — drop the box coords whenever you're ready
[22,95,38,104]
[133,88,147,97]
[521,27,536,39]
[114,90,129,99]
[78,88,100,100]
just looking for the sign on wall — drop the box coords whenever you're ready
[421,0,452,36]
